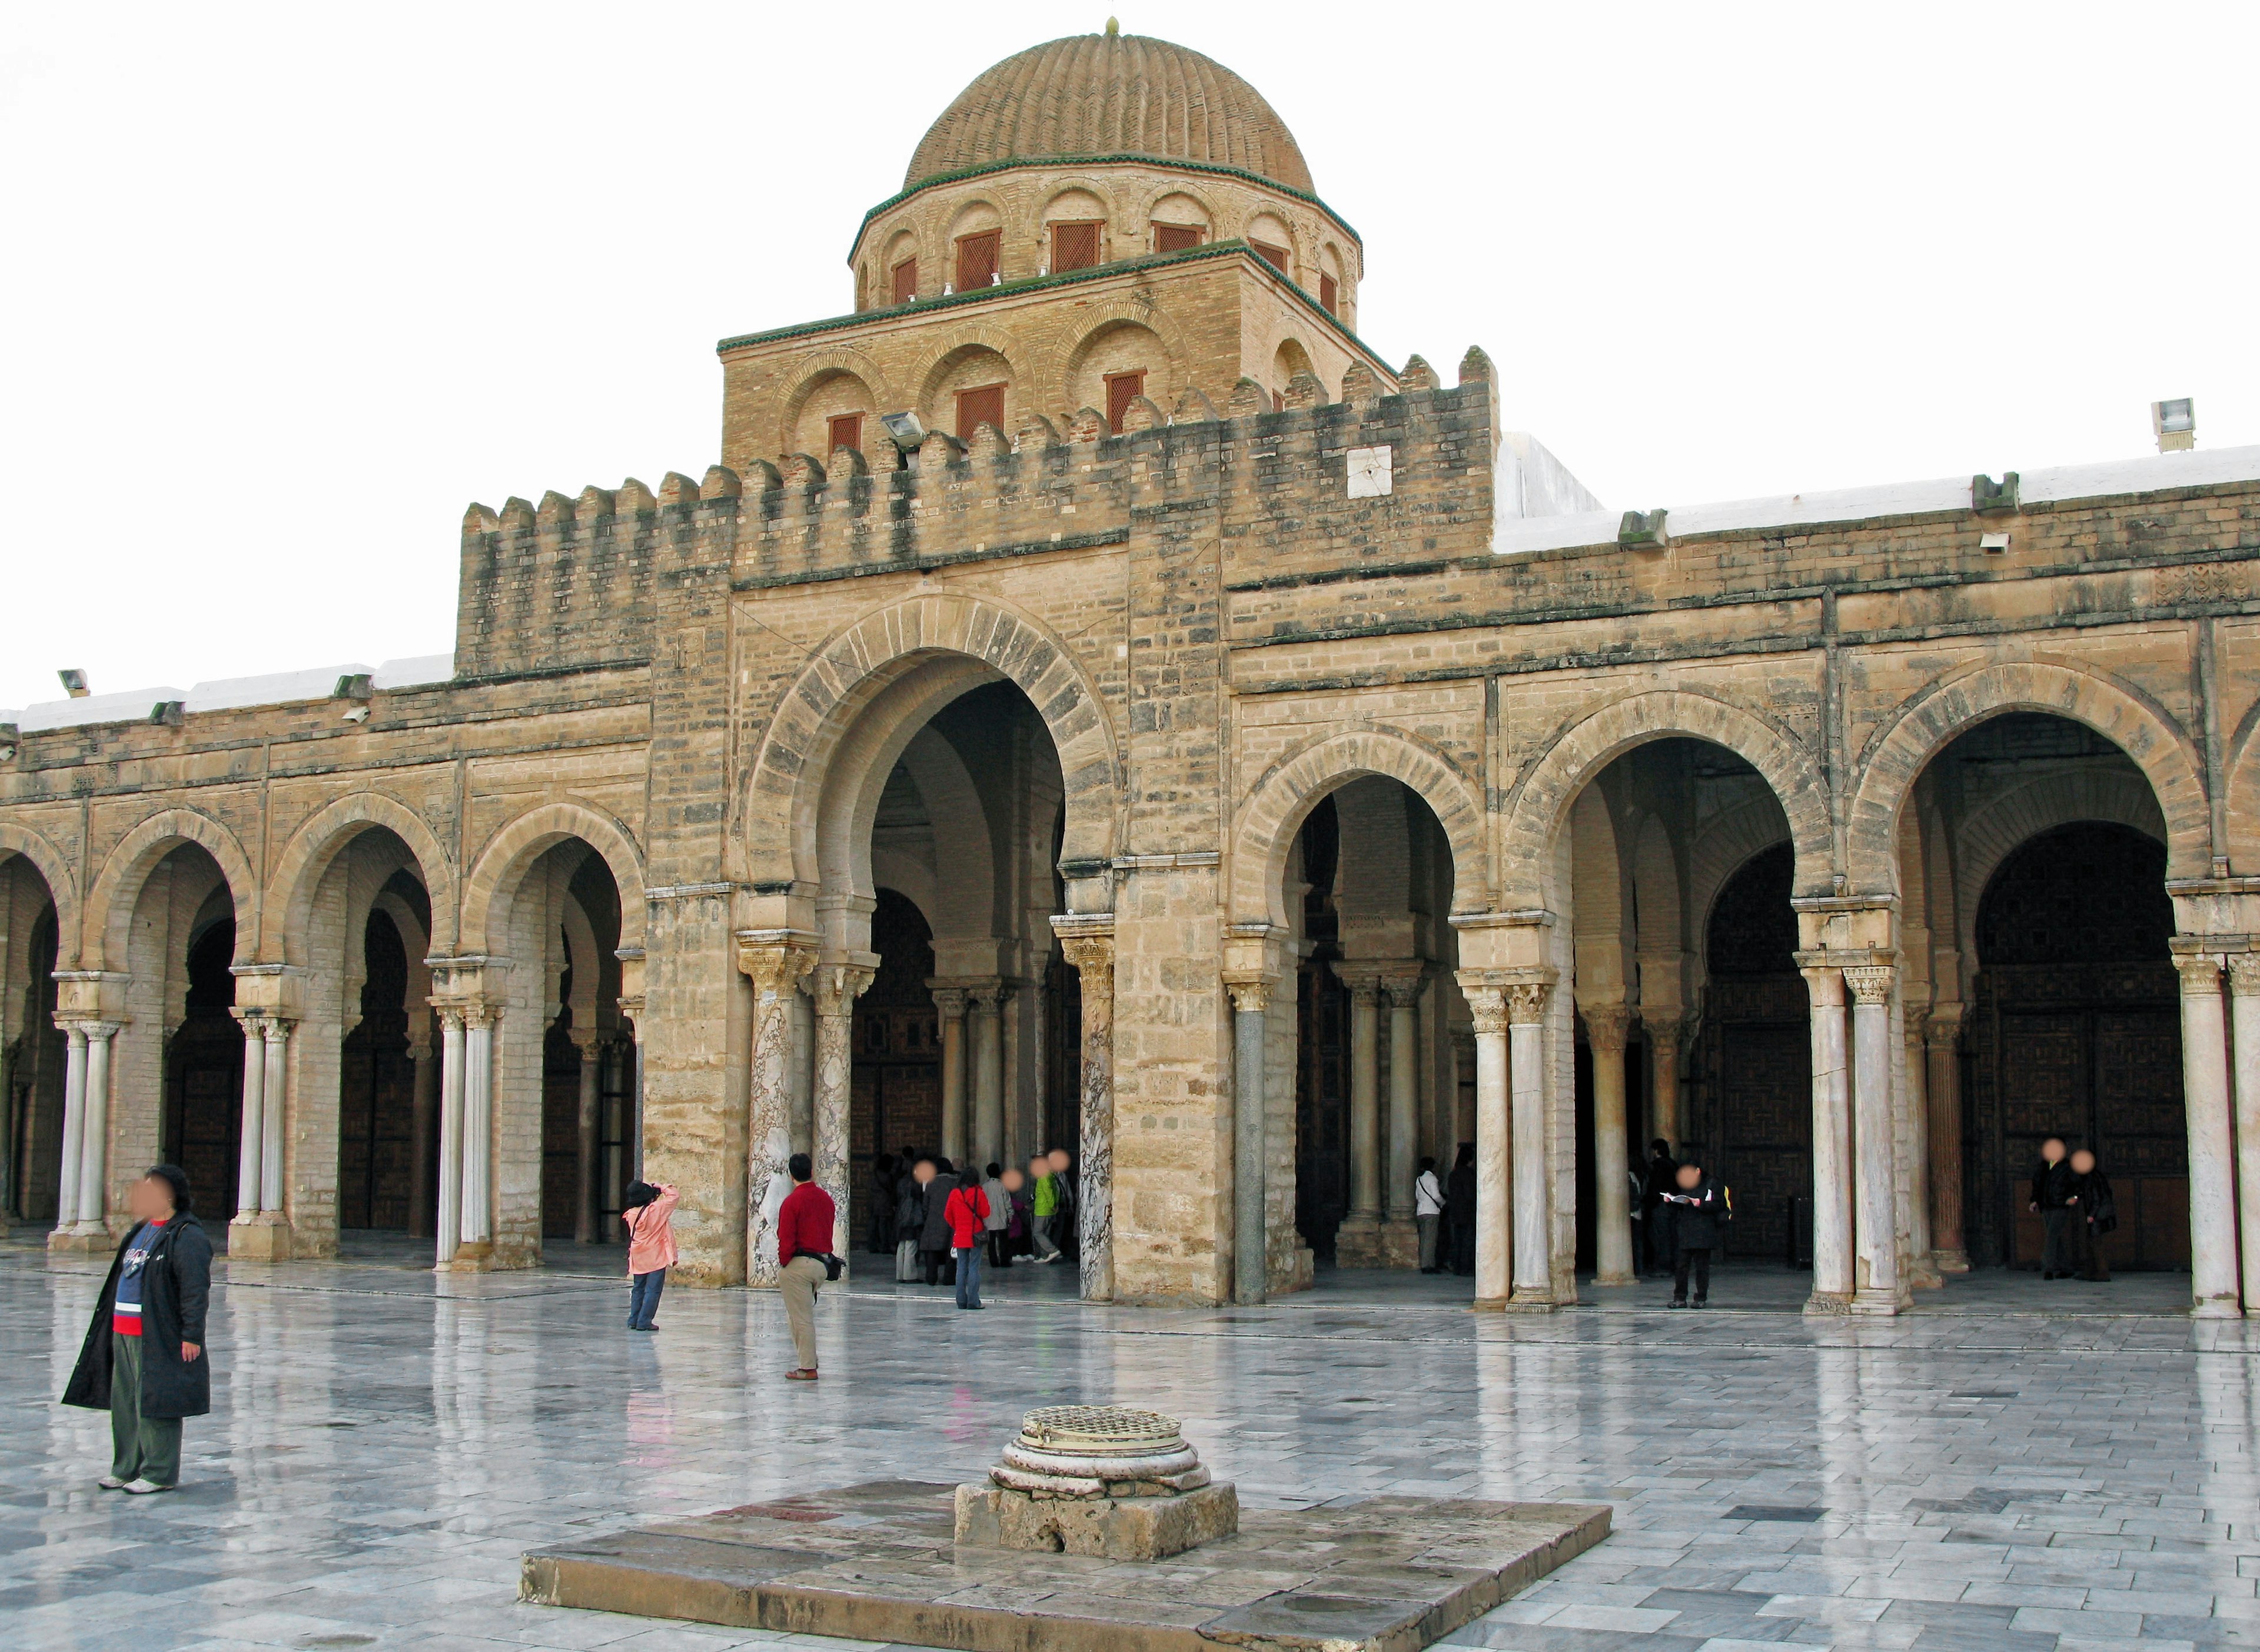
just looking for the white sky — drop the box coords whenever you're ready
[4,2,2254,713]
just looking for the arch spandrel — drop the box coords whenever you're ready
[461,800,649,960]
[1846,660,2211,893]
[0,822,81,970]
[265,790,459,964]
[84,807,258,971]
[1500,690,1833,909]
[743,591,1121,890]
[1231,726,1486,930]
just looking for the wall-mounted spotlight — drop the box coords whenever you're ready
[58,669,88,698]
[2153,398,2195,453]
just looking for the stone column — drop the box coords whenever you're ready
[51,1022,88,1235]
[1228,977,1270,1305]
[1924,1008,1968,1271]
[1458,985,1511,1307]
[2175,951,2242,1318]
[2230,956,2260,1314]
[971,981,1007,1171]
[1800,962,1853,1312]
[434,1008,466,1268]
[740,933,816,1288]
[1843,965,1903,1314]
[1584,1003,1636,1287]
[1384,970,1423,1242]
[407,1036,437,1240]
[1450,1029,1475,1161]
[1508,979,1554,1307]
[810,962,875,1265]
[1644,1012,1683,1153]
[259,1018,290,1219]
[1335,966,1384,1258]
[1903,1012,1939,1288]
[572,1032,602,1244]
[931,985,969,1166]
[232,1012,266,1218]
[71,1022,119,1236]
[458,1006,496,1259]
[1055,922,1115,1304]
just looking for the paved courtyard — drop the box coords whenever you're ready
[4,1235,2256,1652]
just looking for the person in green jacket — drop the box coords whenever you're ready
[1028,1154,1063,1263]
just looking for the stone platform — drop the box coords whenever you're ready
[521,1480,1610,1652]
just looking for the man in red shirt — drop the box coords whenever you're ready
[776,1153,835,1380]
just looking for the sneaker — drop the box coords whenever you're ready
[122,1479,171,1495]
[785,1368,819,1382]
[97,1475,127,1490]
[1668,1297,1687,1309]
[1691,1298,1708,1309]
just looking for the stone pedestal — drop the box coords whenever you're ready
[953,1405,1238,1562]
[227,1212,293,1261]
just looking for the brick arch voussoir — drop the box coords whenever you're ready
[461,800,648,960]
[0,822,82,971]
[1232,726,1487,930]
[266,790,460,965]
[85,807,258,972]
[1501,690,1832,909]
[744,591,1122,888]
[1846,661,2211,893]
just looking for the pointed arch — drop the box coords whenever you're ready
[1231,725,1485,929]
[461,800,647,960]
[1846,660,2209,893]
[0,822,79,971]
[84,808,256,970]
[265,790,458,963]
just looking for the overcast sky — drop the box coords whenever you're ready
[4,2,2254,713]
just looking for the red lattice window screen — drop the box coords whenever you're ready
[1250,240,1288,275]
[890,258,918,304]
[1105,371,1146,433]
[955,231,1001,291]
[955,383,1005,442]
[1154,222,1203,254]
[1320,273,1339,315]
[827,413,863,455]
[1051,221,1101,272]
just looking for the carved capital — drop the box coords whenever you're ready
[1639,1008,1684,1042]
[461,1003,500,1032]
[2173,950,2225,995]
[1505,980,1553,1023]
[2226,953,2260,996]
[966,978,1008,1015]
[1059,934,1114,980]
[1381,968,1426,1011]
[1842,964,1895,1006]
[736,930,818,997]
[1923,1005,1964,1049]
[1580,1002,1634,1055]
[1224,976,1272,1015]
[1461,985,1510,1038]
[1331,962,1388,1006]
[810,962,876,1019]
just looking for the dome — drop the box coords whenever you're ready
[905,30,1314,197]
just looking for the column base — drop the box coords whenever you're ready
[1850,1287,1905,1317]
[439,1239,495,1273]
[1933,1248,1971,1273]
[1472,1295,1509,1313]
[1909,1259,1945,1289]
[1504,1287,1560,1313]
[1594,1268,1637,1288]
[1267,1246,1315,1295]
[2192,1295,2245,1320]
[48,1223,112,1255]
[1803,1290,1853,1316]
[227,1212,293,1262]
[1333,1214,1395,1269]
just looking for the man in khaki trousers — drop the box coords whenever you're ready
[775,1153,836,1381]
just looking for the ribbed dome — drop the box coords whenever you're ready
[906,31,1314,196]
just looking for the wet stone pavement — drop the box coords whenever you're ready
[4,1235,2256,1652]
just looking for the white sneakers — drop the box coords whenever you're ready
[122,1478,170,1494]
[97,1475,127,1490]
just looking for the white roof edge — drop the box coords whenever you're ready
[11,652,457,734]
[374,653,455,690]
[184,665,374,715]
[1494,444,2260,558]
[16,689,191,733]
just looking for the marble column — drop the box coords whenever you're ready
[2230,955,2260,1314]
[1923,1008,1969,1271]
[740,936,816,1288]
[232,1012,266,1218]
[407,1036,437,1240]
[971,982,1006,1172]
[1508,979,1554,1306]
[1384,970,1423,1234]
[1584,1003,1636,1287]
[51,1022,87,1235]
[931,986,969,1166]
[1228,977,1269,1305]
[74,1022,120,1235]
[1843,965,1903,1314]
[573,1032,601,1244]
[1903,1012,1939,1288]
[1801,963,1853,1311]
[1644,1012,1683,1153]
[2175,952,2242,1318]
[259,1018,290,1219]
[435,1008,465,1268]
[458,1006,496,1259]
[1340,967,1383,1225]
[1056,925,1115,1304]
[1450,1029,1475,1161]
[810,962,875,1265]
[1459,985,1511,1307]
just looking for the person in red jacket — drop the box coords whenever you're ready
[776,1154,836,1380]
[943,1167,991,1310]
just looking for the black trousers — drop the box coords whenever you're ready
[2040,1208,2075,1275]
[1673,1247,1711,1299]
[921,1248,955,1286]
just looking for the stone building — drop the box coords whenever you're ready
[5,27,2259,1317]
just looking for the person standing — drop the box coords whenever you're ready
[776,1152,835,1381]
[1046,1148,1079,1261]
[919,1156,958,1285]
[1000,1165,1031,1260]
[981,1162,1011,1268]
[1444,1144,1478,1277]
[1661,1160,1723,1309]
[1640,1141,1679,1277]
[620,1180,679,1331]
[1414,1156,1445,1274]
[2066,1147,2115,1282]
[1028,1154,1063,1263]
[896,1158,930,1282]
[2029,1137,2075,1279]
[63,1165,212,1493]
[868,1153,899,1255]
[944,1166,991,1309]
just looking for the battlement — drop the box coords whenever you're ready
[457,351,1507,679]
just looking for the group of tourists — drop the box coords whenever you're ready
[2030,1136,2116,1282]
[868,1147,1078,1308]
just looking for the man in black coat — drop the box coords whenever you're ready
[2029,1137,2076,1279]
[1640,1140,1680,1277]
[1444,1144,1479,1277]
[62,1164,212,1493]
[1660,1159,1723,1308]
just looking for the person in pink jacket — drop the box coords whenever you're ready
[622,1181,679,1331]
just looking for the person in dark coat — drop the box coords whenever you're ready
[919,1155,958,1285]
[2067,1147,2115,1282]
[1444,1144,1479,1277]
[867,1153,899,1255]
[1640,1140,1680,1277]
[2029,1137,2076,1279]
[62,1164,212,1493]
[1660,1159,1723,1308]
[894,1158,931,1282]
